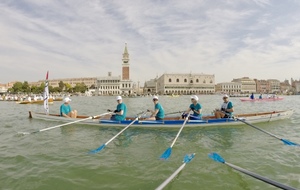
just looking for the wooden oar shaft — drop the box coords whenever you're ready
[170,113,190,148]
[236,118,281,140]
[35,112,111,133]
[105,117,139,146]
[225,162,297,190]
[38,117,92,132]
[155,163,186,190]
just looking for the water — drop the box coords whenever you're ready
[0,95,299,190]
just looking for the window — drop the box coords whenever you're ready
[184,79,187,82]
[169,78,172,82]
[210,80,213,83]
[203,80,206,83]
[196,79,199,83]
[190,80,193,83]
[176,79,179,82]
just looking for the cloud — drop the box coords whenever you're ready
[0,0,300,84]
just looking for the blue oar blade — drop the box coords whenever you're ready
[183,153,195,163]
[89,144,106,154]
[160,147,172,160]
[281,139,299,146]
[208,152,225,163]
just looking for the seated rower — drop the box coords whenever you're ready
[182,95,202,120]
[250,93,254,100]
[110,96,127,121]
[60,97,77,118]
[259,94,263,99]
[214,95,234,119]
[146,96,165,120]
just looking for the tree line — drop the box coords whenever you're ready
[7,81,89,94]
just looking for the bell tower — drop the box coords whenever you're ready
[120,43,133,95]
[122,43,130,80]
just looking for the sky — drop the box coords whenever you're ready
[1,0,300,85]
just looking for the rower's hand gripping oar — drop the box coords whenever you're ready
[208,152,297,190]
[19,112,112,135]
[222,111,299,146]
[160,112,191,160]
[89,111,146,154]
[155,153,195,190]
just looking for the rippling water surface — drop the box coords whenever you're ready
[0,95,299,190]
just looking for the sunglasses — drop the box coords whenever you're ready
[153,99,158,101]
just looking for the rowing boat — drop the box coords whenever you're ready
[240,97,284,102]
[17,98,54,104]
[28,110,293,128]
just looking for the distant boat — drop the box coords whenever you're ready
[17,98,54,104]
[167,94,180,98]
[240,97,284,102]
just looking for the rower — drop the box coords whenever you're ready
[214,94,234,119]
[60,97,77,118]
[182,95,202,120]
[146,96,165,120]
[109,96,127,121]
[250,93,254,100]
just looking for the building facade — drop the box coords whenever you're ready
[255,79,268,93]
[232,77,256,93]
[267,79,280,93]
[280,80,291,94]
[96,72,121,95]
[156,73,215,95]
[215,82,242,94]
[143,78,157,94]
[30,77,97,88]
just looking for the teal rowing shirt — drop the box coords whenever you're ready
[190,103,202,118]
[114,103,127,121]
[155,103,165,119]
[221,101,233,117]
[60,104,71,116]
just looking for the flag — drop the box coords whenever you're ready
[43,71,49,114]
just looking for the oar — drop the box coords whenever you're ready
[164,111,184,116]
[155,153,195,190]
[160,112,191,160]
[89,111,146,154]
[208,152,297,190]
[19,112,112,135]
[224,111,299,146]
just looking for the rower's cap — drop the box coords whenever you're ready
[64,97,71,102]
[223,94,229,98]
[153,95,158,100]
[116,96,122,100]
[190,95,199,101]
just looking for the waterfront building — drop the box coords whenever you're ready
[0,84,7,94]
[96,72,121,95]
[280,80,291,94]
[30,77,97,88]
[96,43,133,95]
[215,82,242,94]
[255,79,268,93]
[291,78,300,94]
[143,78,157,94]
[156,73,215,95]
[267,79,280,93]
[0,82,17,94]
[232,77,256,93]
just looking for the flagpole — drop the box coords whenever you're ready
[43,71,49,114]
